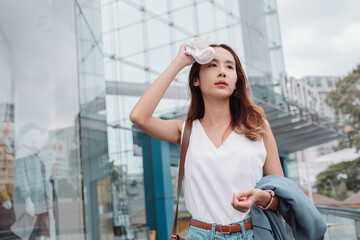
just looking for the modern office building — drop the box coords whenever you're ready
[295,76,347,189]
[0,0,341,239]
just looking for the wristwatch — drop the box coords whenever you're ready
[257,190,275,210]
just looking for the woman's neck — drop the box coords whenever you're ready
[200,96,231,127]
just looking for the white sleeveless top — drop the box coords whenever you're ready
[180,119,267,225]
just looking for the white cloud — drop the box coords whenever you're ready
[277,0,360,78]
[331,23,360,52]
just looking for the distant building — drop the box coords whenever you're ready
[296,76,347,189]
[302,188,342,207]
[297,148,360,193]
[303,188,360,209]
[341,192,360,208]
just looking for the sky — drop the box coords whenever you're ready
[277,0,360,78]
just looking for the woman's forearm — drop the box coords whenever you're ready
[129,57,186,125]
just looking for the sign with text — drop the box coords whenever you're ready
[280,72,320,114]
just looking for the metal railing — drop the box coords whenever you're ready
[317,206,360,240]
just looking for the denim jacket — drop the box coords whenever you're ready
[250,174,327,240]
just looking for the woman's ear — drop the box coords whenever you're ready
[194,78,200,87]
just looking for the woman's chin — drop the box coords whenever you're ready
[203,92,232,100]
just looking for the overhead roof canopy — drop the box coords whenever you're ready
[105,80,343,153]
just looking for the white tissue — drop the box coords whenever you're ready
[184,35,215,64]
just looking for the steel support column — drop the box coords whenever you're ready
[142,134,174,240]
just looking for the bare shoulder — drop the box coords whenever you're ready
[263,119,273,137]
[264,118,270,127]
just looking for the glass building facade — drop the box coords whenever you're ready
[0,0,341,239]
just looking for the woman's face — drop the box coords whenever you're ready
[194,47,238,99]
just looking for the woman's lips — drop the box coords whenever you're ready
[215,81,228,87]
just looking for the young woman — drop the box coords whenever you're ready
[130,43,284,239]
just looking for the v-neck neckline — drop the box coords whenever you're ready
[196,119,234,150]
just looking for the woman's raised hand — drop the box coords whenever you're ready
[174,43,195,68]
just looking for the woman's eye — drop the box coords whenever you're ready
[208,64,233,69]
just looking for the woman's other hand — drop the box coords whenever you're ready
[231,188,258,212]
[232,188,278,212]
[231,188,262,213]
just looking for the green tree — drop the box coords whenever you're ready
[110,160,124,191]
[314,157,360,201]
[325,64,360,152]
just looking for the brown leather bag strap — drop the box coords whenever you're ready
[171,120,192,236]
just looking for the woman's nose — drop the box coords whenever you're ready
[218,70,226,77]
[218,66,226,77]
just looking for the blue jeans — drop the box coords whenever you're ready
[186,217,255,240]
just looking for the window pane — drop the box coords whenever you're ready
[173,6,196,35]
[148,45,172,74]
[171,0,194,11]
[316,78,322,87]
[116,1,142,28]
[122,63,147,83]
[118,23,144,57]
[145,0,168,16]
[146,18,170,49]
[197,2,217,34]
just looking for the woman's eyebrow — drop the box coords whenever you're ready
[211,58,235,65]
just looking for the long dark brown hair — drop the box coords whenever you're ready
[186,44,266,141]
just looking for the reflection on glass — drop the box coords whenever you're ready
[76,0,115,239]
[0,129,15,238]
[0,0,85,239]
[240,0,273,91]
[106,95,147,238]
[12,123,51,240]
